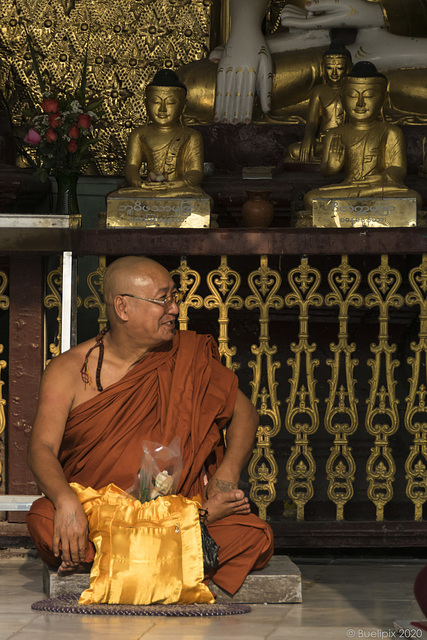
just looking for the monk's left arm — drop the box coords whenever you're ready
[206,389,259,498]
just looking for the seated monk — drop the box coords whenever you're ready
[304,61,423,211]
[118,69,207,199]
[26,256,273,596]
[285,41,352,164]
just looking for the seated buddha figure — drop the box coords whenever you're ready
[119,69,206,199]
[286,41,352,164]
[304,61,423,211]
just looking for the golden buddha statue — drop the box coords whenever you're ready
[119,69,206,198]
[285,41,352,164]
[304,61,423,210]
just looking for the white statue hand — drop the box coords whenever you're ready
[213,0,272,124]
[214,38,272,123]
[281,0,384,30]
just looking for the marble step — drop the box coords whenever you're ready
[43,555,302,604]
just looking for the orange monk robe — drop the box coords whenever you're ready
[27,330,273,595]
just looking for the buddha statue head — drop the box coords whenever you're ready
[145,69,187,128]
[322,40,352,86]
[342,61,387,125]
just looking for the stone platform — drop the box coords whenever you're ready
[43,555,302,604]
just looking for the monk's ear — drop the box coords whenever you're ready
[114,294,129,321]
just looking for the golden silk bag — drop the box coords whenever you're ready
[70,483,214,605]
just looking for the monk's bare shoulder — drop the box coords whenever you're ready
[39,337,99,402]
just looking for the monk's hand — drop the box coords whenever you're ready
[53,495,89,569]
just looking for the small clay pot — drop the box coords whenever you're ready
[241,190,274,228]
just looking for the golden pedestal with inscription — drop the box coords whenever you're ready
[312,198,418,228]
[105,194,211,228]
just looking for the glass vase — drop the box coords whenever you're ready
[54,172,80,217]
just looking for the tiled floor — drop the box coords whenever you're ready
[1,551,427,640]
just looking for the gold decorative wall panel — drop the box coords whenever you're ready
[0,0,212,175]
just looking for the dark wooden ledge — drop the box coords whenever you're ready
[1,227,427,256]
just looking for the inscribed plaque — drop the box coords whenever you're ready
[312,198,417,228]
[106,196,211,228]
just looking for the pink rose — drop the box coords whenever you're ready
[48,113,61,128]
[24,128,41,146]
[68,125,79,140]
[41,98,59,114]
[68,139,78,153]
[45,128,57,143]
[77,113,92,129]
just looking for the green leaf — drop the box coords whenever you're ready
[25,32,45,94]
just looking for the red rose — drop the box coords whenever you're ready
[77,113,92,129]
[45,128,57,143]
[48,113,61,128]
[68,139,78,153]
[68,125,79,140]
[41,98,59,114]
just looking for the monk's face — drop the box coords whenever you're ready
[323,55,348,85]
[118,263,179,348]
[343,78,386,124]
[146,86,186,127]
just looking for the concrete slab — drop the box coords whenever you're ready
[43,555,302,604]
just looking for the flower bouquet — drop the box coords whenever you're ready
[21,36,103,215]
[24,92,101,181]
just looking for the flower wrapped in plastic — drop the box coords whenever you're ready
[135,437,182,502]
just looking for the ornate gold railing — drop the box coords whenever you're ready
[33,251,427,526]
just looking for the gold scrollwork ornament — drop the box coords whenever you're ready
[324,255,363,520]
[405,254,427,520]
[365,255,404,520]
[245,255,283,520]
[285,257,322,520]
[204,255,243,372]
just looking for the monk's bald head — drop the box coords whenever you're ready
[103,256,172,322]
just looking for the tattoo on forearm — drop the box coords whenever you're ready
[214,479,238,492]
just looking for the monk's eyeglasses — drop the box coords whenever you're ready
[120,291,183,309]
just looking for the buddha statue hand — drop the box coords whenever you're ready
[325,133,345,174]
[300,134,315,163]
[281,0,384,30]
[213,0,273,123]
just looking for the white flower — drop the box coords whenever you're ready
[70,100,82,113]
[87,111,97,120]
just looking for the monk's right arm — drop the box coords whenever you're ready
[27,357,89,568]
